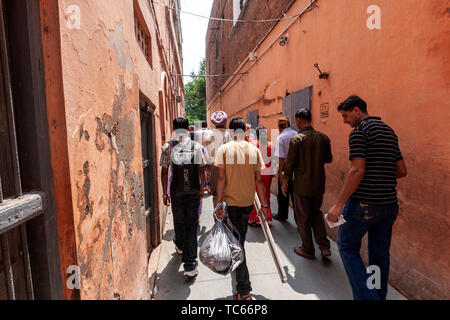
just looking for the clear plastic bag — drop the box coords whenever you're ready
[199,203,244,275]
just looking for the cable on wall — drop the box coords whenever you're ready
[152,0,305,23]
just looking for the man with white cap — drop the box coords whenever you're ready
[209,111,232,207]
[273,117,297,221]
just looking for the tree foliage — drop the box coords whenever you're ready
[185,59,206,124]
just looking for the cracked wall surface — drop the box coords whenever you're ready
[47,0,184,299]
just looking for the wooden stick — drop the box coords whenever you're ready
[254,192,287,284]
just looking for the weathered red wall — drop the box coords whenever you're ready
[206,0,293,102]
[207,0,450,299]
[41,0,184,299]
[40,0,79,301]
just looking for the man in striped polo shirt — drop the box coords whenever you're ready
[327,95,407,300]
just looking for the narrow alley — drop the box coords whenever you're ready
[0,0,448,302]
[149,194,406,300]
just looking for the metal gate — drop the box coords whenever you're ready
[282,86,313,131]
[0,1,46,300]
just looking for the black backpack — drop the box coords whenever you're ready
[169,139,200,195]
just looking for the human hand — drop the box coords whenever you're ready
[282,182,288,197]
[215,205,224,219]
[327,204,343,222]
[278,174,283,184]
[259,207,267,220]
[163,194,171,206]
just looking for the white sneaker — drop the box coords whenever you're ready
[184,267,199,278]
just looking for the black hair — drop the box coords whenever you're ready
[295,108,312,121]
[229,117,246,132]
[255,125,267,140]
[202,120,207,128]
[337,95,367,113]
[173,116,189,130]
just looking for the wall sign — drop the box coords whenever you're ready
[320,103,329,118]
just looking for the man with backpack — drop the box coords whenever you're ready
[160,116,206,278]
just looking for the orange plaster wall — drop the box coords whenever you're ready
[41,0,183,299]
[207,0,450,299]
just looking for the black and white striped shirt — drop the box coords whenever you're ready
[349,117,403,204]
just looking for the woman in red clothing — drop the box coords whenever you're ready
[249,125,273,225]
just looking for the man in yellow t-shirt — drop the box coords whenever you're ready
[214,116,268,301]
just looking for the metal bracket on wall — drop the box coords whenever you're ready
[314,63,329,79]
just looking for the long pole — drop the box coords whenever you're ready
[254,193,287,284]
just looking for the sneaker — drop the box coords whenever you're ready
[184,267,199,278]
[321,249,331,258]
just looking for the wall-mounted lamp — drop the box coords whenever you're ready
[279,34,289,46]
[314,63,329,79]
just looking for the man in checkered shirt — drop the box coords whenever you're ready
[160,116,207,278]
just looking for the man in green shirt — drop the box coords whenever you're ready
[282,109,332,260]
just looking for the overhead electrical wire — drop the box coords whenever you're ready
[158,0,316,79]
[171,72,248,78]
[151,0,304,23]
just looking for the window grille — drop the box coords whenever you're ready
[134,1,153,69]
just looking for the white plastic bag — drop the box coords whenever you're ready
[199,203,244,275]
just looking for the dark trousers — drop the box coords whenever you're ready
[277,179,294,220]
[171,193,200,271]
[227,205,253,295]
[337,199,399,300]
[293,193,330,254]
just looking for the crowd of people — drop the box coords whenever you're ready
[159,95,407,301]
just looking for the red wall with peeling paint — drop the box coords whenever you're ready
[207,0,450,299]
[41,0,184,299]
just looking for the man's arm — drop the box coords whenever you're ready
[160,143,171,206]
[278,158,285,184]
[199,165,205,195]
[325,137,333,164]
[326,158,366,222]
[396,160,407,179]
[255,170,268,218]
[215,167,226,218]
[281,138,298,195]
[161,167,170,206]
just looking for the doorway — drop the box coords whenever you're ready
[139,98,159,256]
[282,86,313,131]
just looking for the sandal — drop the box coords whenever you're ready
[233,292,252,300]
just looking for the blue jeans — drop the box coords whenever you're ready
[337,198,399,300]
